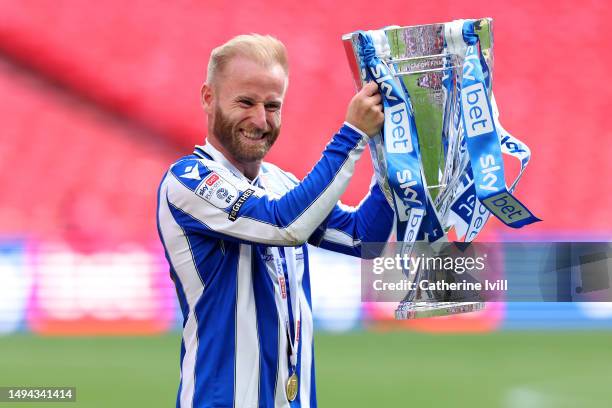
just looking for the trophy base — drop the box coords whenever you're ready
[395,301,485,319]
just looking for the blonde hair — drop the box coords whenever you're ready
[207,34,289,84]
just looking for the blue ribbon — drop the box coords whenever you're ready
[357,32,428,243]
[459,21,540,228]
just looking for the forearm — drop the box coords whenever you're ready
[315,183,394,258]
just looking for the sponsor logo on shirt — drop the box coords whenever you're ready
[195,172,238,209]
[180,163,202,180]
[205,173,219,186]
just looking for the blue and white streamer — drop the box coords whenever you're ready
[357,32,428,247]
[458,21,540,229]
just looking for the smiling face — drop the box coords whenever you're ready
[202,56,287,168]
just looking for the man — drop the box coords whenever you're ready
[157,34,394,408]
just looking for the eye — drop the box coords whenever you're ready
[237,98,254,108]
[265,102,281,112]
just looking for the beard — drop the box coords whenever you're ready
[212,106,280,162]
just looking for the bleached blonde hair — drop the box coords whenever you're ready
[207,34,289,85]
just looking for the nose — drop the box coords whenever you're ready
[250,103,268,130]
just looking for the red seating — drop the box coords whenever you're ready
[0,1,610,240]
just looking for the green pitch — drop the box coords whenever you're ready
[1,331,611,407]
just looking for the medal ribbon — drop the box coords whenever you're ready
[270,247,300,373]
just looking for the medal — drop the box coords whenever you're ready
[270,247,301,402]
[286,373,298,401]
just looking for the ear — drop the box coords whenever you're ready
[201,83,214,114]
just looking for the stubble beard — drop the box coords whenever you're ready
[212,106,280,163]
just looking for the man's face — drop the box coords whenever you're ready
[204,56,287,164]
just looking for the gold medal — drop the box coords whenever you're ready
[286,373,298,401]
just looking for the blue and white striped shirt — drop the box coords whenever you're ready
[157,123,393,408]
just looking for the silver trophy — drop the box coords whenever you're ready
[343,19,496,318]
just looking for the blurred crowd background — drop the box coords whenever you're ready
[0,0,611,337]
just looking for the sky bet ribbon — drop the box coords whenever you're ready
[357,32,428,245]
[459,21,540,228]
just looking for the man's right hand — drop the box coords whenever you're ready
[345,81,384,136]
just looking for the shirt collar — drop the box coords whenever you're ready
[193,141,262,185]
